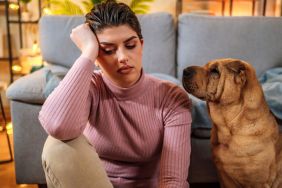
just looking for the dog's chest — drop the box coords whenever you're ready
[213,139,272,184]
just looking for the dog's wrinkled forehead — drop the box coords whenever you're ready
[206,59,246,74]
[206,61,220,71]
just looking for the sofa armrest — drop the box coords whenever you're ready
[6,65,68,104]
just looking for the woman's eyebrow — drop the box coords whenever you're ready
[99,42,114,46]
[100,36,137,46]
[124,36,137,43]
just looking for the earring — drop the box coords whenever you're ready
[94,60,99,68]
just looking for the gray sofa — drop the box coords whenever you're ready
[6,13,282,187]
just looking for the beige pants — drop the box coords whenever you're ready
[42,135,113,188]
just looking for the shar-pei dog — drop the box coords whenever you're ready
[182,58,282,188]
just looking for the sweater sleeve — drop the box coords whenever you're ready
[39,56,95,140]
[159,85,192,188]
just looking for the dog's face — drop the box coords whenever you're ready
[182,59,251,104]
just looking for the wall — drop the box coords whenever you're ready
[149,0,177,16]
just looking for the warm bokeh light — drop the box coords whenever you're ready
[182,1,281,17]
[6,122,13,135]
[43,7,52,15]
[18,184,31,187]
[12,65,22,73]
[9,3,19,10]
[29,55,43,67]
[32,41,40,54]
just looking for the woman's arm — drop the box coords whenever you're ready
[39,24,99,140]
[159,85,192,188]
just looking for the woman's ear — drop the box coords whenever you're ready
[140,39,144,47]
[94,60,100,68]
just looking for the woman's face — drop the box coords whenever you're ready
[96,24,143,88]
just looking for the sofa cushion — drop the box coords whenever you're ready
[177,15,282,79]
[40,13,176,76]
[6,65,68,104]
[138,13,176,76]
[39,15,84,68]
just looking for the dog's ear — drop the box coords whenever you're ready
[227,60,246,73]
[226,60,247,85]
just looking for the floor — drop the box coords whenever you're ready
[0,133,38,188]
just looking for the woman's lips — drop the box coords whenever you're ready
[117,65,134,74]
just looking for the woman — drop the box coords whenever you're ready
[40,1,192,187]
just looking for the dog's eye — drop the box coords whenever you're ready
[210,68,219,74]
[209,68,220,77]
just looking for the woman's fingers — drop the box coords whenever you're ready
[70,24,99,62]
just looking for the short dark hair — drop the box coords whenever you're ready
[85,0,143,39]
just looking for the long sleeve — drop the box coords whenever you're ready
[159,86,192,188]
[39,56,94,140]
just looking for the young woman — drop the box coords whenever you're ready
[40,1,192,187]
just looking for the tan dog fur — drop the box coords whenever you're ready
[182,59,282,188]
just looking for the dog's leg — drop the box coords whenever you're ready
[272,135,282,188]
[213,146,242,188]
[211,127,238,188]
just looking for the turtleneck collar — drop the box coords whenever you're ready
[101,69,147,100]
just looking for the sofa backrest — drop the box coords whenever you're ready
[39,13,176,76]
[39,15,84,69]
[177,15,282,79]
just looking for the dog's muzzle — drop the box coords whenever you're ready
[182,67,197,93]
[183,67,196,80]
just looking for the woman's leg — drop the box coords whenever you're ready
[42,135,113,188]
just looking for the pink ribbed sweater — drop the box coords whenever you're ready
[39,56,192,188]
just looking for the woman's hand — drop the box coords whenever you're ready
[70,23,99,63]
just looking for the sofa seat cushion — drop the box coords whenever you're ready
[6,65,68,104]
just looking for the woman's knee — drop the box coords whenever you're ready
[42,135,92,166]
[41,135,113,188]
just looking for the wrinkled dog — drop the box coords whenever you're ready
[183,58,282,188]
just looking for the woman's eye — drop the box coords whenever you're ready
[126,44,136,49]
[102,49,115,55]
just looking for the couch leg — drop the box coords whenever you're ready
[38,184,47,188]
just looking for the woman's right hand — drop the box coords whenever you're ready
[70,23,99,63]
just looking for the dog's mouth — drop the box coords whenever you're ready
[182,80,198,94]
[183,79,207,101]
[198,96,206,100]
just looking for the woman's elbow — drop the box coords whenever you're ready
[39,113,81,140]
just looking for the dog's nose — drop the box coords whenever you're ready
[183,67,196,79]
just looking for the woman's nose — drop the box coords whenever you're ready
[117,48,128,64]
